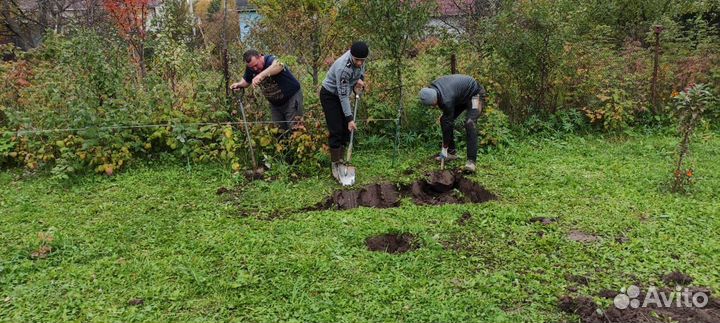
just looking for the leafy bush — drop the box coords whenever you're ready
[0,30,326,178]
[478,106,512,149]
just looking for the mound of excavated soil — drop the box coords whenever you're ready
[316,170,496,210]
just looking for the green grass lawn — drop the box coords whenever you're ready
[1,134,719,322]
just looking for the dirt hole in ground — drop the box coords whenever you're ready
[567,230,600,243]
[317,170,496,210]
[128,298,144,306]
[566,274,590,286]
[244,167,266,181]
[664,271,694,285]
[529,217,558,225]
[458,212,472,226]
[559,272,720,323]
[365,233,416,254]
[30,245,52,259]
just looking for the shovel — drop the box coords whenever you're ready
[237,92,264,180]
[338,93,361,186]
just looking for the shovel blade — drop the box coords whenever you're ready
[339,165,356,186]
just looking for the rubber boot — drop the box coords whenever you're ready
[464,160,476,173]
[330,147,344,180]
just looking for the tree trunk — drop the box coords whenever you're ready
[538,32,551,114]
[311,15,320,86]
[312,65,319,87]
[450,53,457,74]
[396,56,406,125]
[222,0,229,98]
[132,42,147,81]
[651,25,663,114]
[1,0,32,49]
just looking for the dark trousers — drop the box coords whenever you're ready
[270,90,304,132]
[442,100,481,161]
[320,87,350,149]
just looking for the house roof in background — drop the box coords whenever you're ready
[436,0,475,17]
[64,0,162,11]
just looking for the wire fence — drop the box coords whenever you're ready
[191,0,409,164]
[1,118,401,136]
[0,0,419,170]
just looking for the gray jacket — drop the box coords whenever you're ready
[430,74,486,149]
[322,50,366,121]
[431,74,484,110]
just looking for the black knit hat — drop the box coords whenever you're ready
[350,41,369,59]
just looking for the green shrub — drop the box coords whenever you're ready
[478,106,512,149]
[0,30,326,178]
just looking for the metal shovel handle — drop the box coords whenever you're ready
[346,93,362,162]
[237,93,257,169]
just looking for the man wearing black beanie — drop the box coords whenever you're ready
[320,41,369,181]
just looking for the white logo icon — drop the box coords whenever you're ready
[614,285,709,310]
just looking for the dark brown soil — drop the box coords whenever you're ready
[664,271,694,285]
[243,167,266,181]
[325,183,401,210]
[30,245,52,259]
[529,217,558,225]
[616,235,631,243]
[599,289,620,299]
[365,233,416,254]
[128,298,144,306]
[216,187,230,195]
[559,296,598,320]
[566,274,590,286]
[458,212,472,226]
[317,170,496,210]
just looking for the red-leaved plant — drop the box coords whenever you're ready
[103,0,150,79]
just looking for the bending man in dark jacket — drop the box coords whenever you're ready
[231,50,303,132]
[419,74,486,172]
